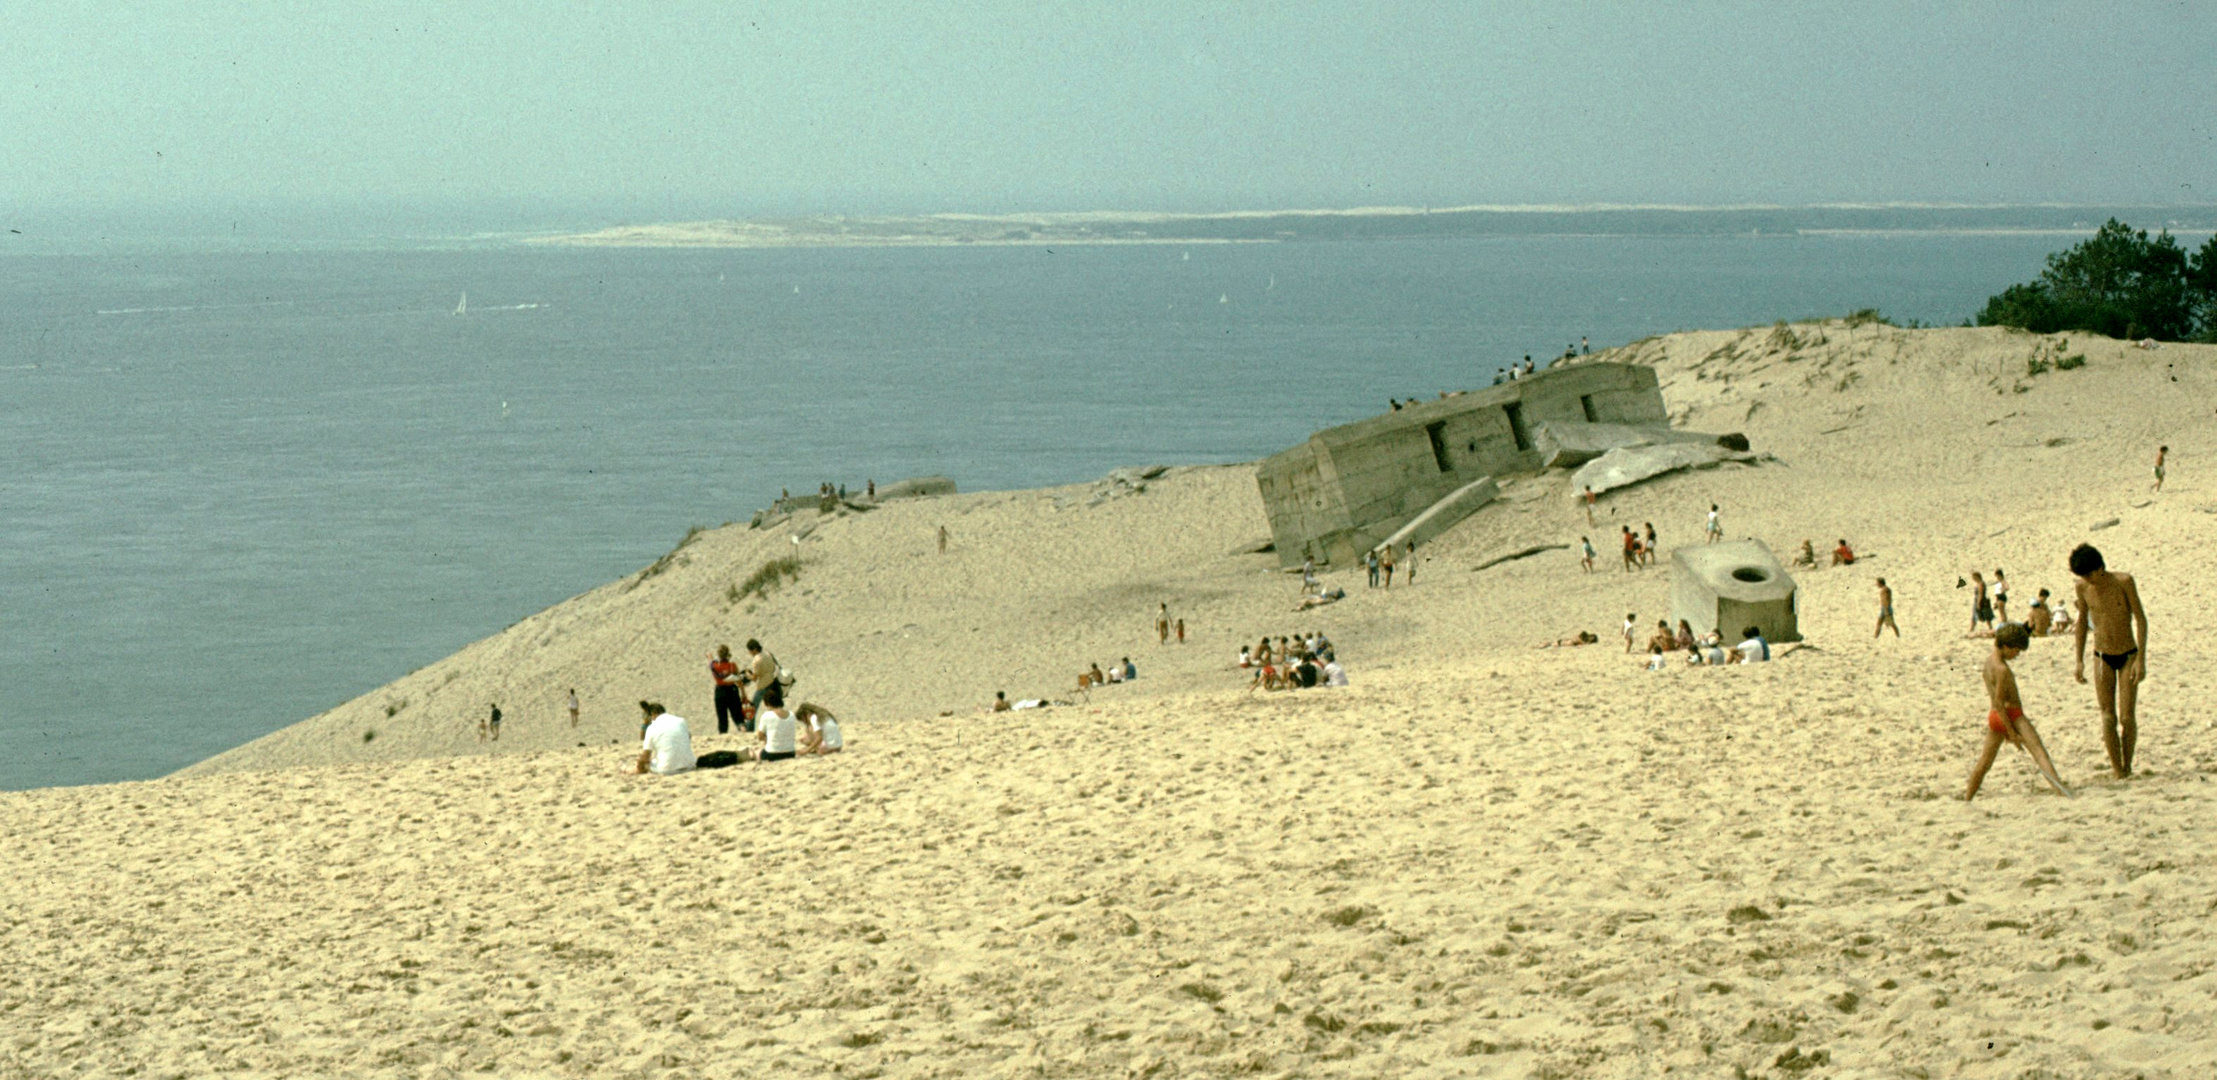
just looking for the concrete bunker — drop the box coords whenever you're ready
[1254,362,1667,567]
[1671,540,1801,644]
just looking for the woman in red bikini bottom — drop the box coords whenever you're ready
[1966,623,2072,800]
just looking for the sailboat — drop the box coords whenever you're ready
[454,292,468,316]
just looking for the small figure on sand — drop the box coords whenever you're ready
[709,644,745,734]
[866,478,876,499]
[2071,543,2149,778]
[1579,536,1595,573]
[1380,545,1395,587]
[1404,541,1417,584]
[1831,539,1856,566]
[1792,539,1817,567]
[2028,589,2053,636]
[794,703,843,755]
[1967,570,1995,636]
[1583,486,1597,527]
[483,703,501,742]
[566,688,579,727]
[2152,445,2167,492]
[1537,631,1600,649]
[1621,613,1638,652]
[1992,569,2010,623]
[1874,578,1899,638]
[1157,602,1171,645]
[1642,523,1658,566]
[1705,503,1722,543]
[937,525,949,554]
[1175,618,1185,643]
[1620,526,1639,572]
[992,691,1012,712]
[1964,623,2071,800]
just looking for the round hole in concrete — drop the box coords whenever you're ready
[1731,567,1769,583]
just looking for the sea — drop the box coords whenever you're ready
[5,209,2210,790]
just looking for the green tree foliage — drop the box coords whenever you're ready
[1978,219,2217,341]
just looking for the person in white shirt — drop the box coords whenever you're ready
[1322,659,1347,687]
[1733,626,1771,664]
[795,703,843,755]
[748,686,798,761]
[633,701,696,775]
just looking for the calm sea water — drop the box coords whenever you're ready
[0,231,2087,789]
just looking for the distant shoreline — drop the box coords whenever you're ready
[522,203,2217,250]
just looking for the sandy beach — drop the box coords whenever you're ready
[9,322,2217,1077]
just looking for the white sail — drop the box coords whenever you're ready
[454,292,467,315]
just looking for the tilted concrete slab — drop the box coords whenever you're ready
[1534,421,1725,469]
[1372,477,1499,554]
[1569,443,1757,498]
[1671,540,1801,644]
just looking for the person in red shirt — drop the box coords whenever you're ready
[708,644,746,734]
[1832,539,1856,566]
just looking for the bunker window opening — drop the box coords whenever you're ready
[1503,403,1532,453]
[1425,422,1452,473]
[1580,394,1599,423]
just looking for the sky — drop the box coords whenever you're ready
[2,1,2213,221]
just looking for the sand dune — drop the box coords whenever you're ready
[9,323,2217,1077]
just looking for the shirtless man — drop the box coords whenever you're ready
[1964,623,2071,800]
[2153,445,2167,492]
[1873,578,1899,638]
[2071,543,2149,778]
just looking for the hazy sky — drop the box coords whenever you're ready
[4,2,2212,217]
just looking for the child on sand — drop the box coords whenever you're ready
[1580,536,1596,573]
[1874,578,1899,638]
[1964,623,2071,800]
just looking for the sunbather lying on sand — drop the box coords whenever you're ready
[1537,631,1600,648]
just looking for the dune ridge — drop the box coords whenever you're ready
[9,323,2217,1077]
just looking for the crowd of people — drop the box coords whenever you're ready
[1240,630,1346,691]
[622,636,847,776]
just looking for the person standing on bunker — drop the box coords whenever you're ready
[1705,504,1722,543]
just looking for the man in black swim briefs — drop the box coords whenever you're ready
[2070,543,2149,779]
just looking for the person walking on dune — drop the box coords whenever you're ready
[1705,504,1722,543]
[1874,578,1899,638]
[937,525,949,554]
[2071,543,2149,778]
[1579,536,1595,573]
[1404,541,1417,585]
[1380,545,1395,588]
[1157,602,1170,645]
[2153,445,2167,492]
[567,688,579,727]
[1964,623,2071,800]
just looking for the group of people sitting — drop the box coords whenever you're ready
[1076,657,1138,690]
[1636,617,1773,669]
[634,683,844,776]
[1792,538,1858,567]
[1241,631,1347,691]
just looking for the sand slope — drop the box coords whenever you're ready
[9,323,2217,1077]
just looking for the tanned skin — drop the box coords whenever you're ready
[2072,545,2149,778]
